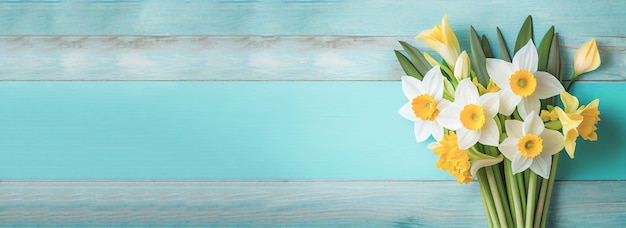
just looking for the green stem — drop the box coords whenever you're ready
[478,169,500,228]
[516,172,527,217]
[486,168,509,228]
[540,154,560,228]
[566,73,578,92]
[505,159,524,228]
[481,186,495,228]
[525,172,538,228]
[486,147,513,228]
[534,177,549,228]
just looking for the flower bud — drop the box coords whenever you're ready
[573,38,601,77]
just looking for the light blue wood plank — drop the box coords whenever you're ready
[0,181,624,227]
[0,81,622,180]
[0,0,624,41]
[0,35,623,81]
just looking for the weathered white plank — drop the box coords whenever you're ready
[0,181,624,227]
[0,36,623,81]
[0,0,625,39]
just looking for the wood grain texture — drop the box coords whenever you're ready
[0,81,623,180]
[0,181,624,227]
[0,35,623,81]
[0,0,624,39]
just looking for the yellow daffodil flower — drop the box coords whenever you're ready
[398,66,451,142]
[486,40,564,118]
[429,131,473,184]
[437,79,500,149]
[573,38,601,77]
[429,131,504,184]
[415,15,461,69]
[498,111,564,178]
[553,91,601,158]
[554,107,583,158]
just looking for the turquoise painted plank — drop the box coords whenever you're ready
[0,181,624,227]
[0,35,622,81]
[0,81,622,180]
[0,0,624,41]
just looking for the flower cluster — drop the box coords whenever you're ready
[399,15,600,181]
[396,15,601,228]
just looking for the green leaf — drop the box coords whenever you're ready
[394,50,423,79]
[546,33,561,104]
[399,41,432,76]
[496,27,511,62]
[514,15,533,54]
[537,26,554,71]
[481,35,494,58]
[547,33,561,81]
[470,26,489,86]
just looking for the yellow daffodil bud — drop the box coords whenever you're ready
[573,38,601,77]
[423,52,440,67]
[415,15,461,69]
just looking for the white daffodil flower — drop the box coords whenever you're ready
[398,66,451,142]
[498,111,564,178]
[437,79,500,150]
[486,40,564,118]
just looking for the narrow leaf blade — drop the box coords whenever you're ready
[399,41,432,76]
[470,26,489,86]
[394,50,423,79]
[481,35,494,58]
[547,33,561,81]
[497,27,511,62]
[537,26,555,71]
[514,15,534,54]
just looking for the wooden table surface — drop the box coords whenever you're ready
[0,1,624,226]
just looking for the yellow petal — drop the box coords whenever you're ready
[415,15,460,68]
[578,99,600,141]
[560,91,580,113]
[573,38,601,77]
[441,15,461,59]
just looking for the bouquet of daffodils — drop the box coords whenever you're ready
[396,15,601,228]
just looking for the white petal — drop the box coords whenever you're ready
[414,120,430,143]
[505,119,524,138]
[428,142,441,150]
[423,66,444,99]
[398,102,418,121]
[457,128,480,150]
[436,99,452,111]
[479,92,499,117]
[499,89,521,115]
[470,155,504,177]
[511,156,533,174]
[513,40,538,73]
[478,118,500,146]
[517,97,540,120]
[431,122,444,142]
[540,129,565,155]
[522,111,544,135]
[455,79,479,105]
[486,58,515,88]
[401,76,425,100]
[498,137,520,160]
[533,71,564,99]
[530,153,552,179]
[437,105,463,130]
